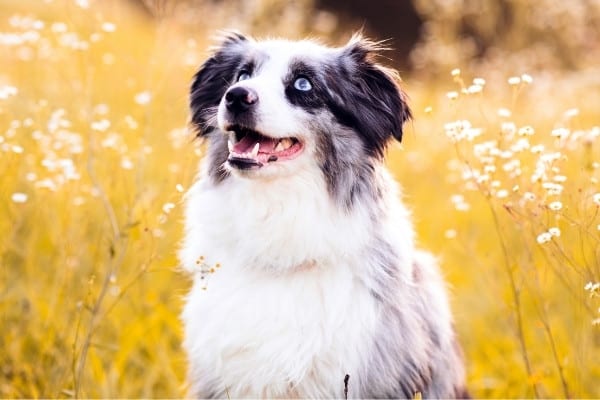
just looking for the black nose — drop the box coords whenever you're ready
[225,86,258,114]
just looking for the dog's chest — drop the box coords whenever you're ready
[181,173,382,395]
[182,262,377,397]
[181,172,374,273]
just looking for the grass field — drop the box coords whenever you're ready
[1,1,599,398]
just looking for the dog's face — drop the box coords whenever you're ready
[190,32,411,185]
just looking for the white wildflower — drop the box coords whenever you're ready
[542,182,564,196]
[450,194,470,211]
[497,108,512,117]
[553,175,567,183]
[521,74,533,84]
[162,203,175,214]
[484,165,496,174]
[564,108,579,118]
[523,192,536,201]
[551,128,569,139]
[75,0,90,8]
[508,76,521,85]
[444,229,457,239]
[120,157,134,170]
[536,232,552,244]
[593,193,600,206]
[467,84,482,94]
[91,119,110,131]
[134,91,152,105]
[530,145,545,154]
[35,178,58,191]
[101,22,116,32]
[585,282,600,294]
[503,160,521,172]
[11,192,28,203]
[446,91,459,100]
[0,85,18,100]
[444,120,469,142]
[501,122,516,137]
[548,227,561,237]
[124,115,139,129]
[476,174,490,184]
[518,126,535,136]
[548,201,563,211]
[511,138,530,152]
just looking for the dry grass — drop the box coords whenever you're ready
[1,1,599,398]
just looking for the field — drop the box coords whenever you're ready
[1,0,599,398]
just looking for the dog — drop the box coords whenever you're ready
[180,32,468,398]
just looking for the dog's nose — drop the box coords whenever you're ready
[225,86,258,114]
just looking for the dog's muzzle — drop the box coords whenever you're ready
[221,86,304,171]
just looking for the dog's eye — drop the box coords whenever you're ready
[237,71,251,82]
[293,77,312,91]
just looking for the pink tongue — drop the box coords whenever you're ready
[232,135,279,154]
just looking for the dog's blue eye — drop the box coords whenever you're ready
[237,71,251,82]
[293,77,312,91]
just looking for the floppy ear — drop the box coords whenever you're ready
[190,32,249,136]
[331,34,411,156]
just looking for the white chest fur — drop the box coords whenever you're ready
[182,260,377,397]
[179,162,381,274]
[180,164,415,397]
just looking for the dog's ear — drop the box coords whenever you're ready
[190,32,249,137]
[335,34,411,154]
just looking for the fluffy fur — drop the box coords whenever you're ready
[180,32,467,398]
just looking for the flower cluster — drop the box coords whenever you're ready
[442,68,600,338]
[585,282,600,326]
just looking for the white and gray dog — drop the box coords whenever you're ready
[180,32,468,398]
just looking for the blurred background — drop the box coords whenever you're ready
[1,0,599,398]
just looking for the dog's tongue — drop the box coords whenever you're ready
[233,134,279,154]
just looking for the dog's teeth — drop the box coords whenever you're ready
[274,140,284,152]
[281,138,293,150]
[251,143,260,157]
[227,140,234,152]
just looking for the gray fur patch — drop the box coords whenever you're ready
[312,118,382,209]
[351,239,466,398]
[205,133,231,183]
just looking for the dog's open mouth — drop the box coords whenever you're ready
[226,125,303,170]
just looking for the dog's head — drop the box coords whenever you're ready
[190,32,411,186]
